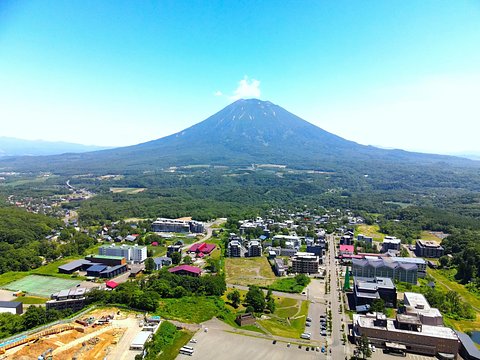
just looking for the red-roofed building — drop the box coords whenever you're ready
[168,265,202,277]
[339,245,354,256]
[105,280,119,289]
[189,242,216,256]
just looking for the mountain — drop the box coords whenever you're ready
[0,137,109,157]
[0,99,476,174]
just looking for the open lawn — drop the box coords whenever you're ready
[225,257,276,287]
[2,275,81,298]
[258,298,309,338]
[355,224,385,241]
[268,277,309,293]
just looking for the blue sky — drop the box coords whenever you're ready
[1,1,479,154]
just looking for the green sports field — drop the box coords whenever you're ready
[3,275,81,298]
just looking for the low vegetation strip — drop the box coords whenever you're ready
[143,321,193,360]
[155,296,228,324]
[257,299,309,339]
[267,274,310,293]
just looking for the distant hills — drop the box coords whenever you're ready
[0,137,109,157]
[0,99,477,174]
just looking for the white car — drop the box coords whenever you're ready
[190,339,197,343]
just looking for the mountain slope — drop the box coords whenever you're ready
[0,137,109,157]
[0,99,476,174]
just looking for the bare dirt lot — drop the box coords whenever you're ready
[3,308,144,360]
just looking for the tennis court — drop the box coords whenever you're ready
[3,275,81,298]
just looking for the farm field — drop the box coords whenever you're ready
[225,257,276,287]
[109,187,146,194]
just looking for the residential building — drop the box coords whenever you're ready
[99,244,131,260]
[381,237,401,252]
[357,234,373,245]
[189,242,216,256]
[166,244,182,257]
[153,257,172,270]
[247,240,262,257]
[227,240,245,257]
[353,277,397,308]
[353,312,459,358]
[291,252,319,274]
[352,257,419,284]
[274,258,287,276]
[403,292,443,326]
[306,242,326,257]
[46,288,87,312]
[130,245,148,263]
[152,218,204,233]
[340,235,353,245]
[280,248,297,257]
[339,244,354,257]
[0,301,23,315]
[415,240,445,258]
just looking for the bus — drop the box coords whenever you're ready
[179,347,194,356]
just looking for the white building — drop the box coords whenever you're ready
[99,244,147,264]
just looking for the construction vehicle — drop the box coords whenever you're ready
[38,348,53,360]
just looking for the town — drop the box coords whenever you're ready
[0,207,477,360]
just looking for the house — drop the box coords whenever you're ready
[168,265,202,277]
[153,257,172,270]
[124,234,138,242]
[339,244,354,257]
[167,245,182,257]
[189,242,216,256]
[235,313,256,326]
[0,301,23,315]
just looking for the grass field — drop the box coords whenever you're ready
[427,268,480,332]
[17,296,47,304]
[268,277,309,293]
[225,257,276,287]
[355,224,385,241]
[110,187,146,194]
[156,296,226,324]
[258,298,309,338]
[3,275,81,298]
[418,231,443,243]
[158,329,194,360]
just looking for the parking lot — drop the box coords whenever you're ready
[180,320,320,360]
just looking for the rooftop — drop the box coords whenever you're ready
[168,265,202,274]
[354,314,458,340]
[88,255,125,260]
[417,240,444,249]
[58,259,93,271]
[0,301,22,308]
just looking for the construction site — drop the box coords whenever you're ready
[0,308,145,360]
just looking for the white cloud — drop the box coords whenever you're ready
[214,90,223,97]
[230,76,261,100]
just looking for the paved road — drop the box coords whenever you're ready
[325,233,350,360]
[181,218,226,251]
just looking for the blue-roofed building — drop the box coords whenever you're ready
[58,259,94,274]
[99,264,128,278]
[86,264,108,277]
[455,331,480,360]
